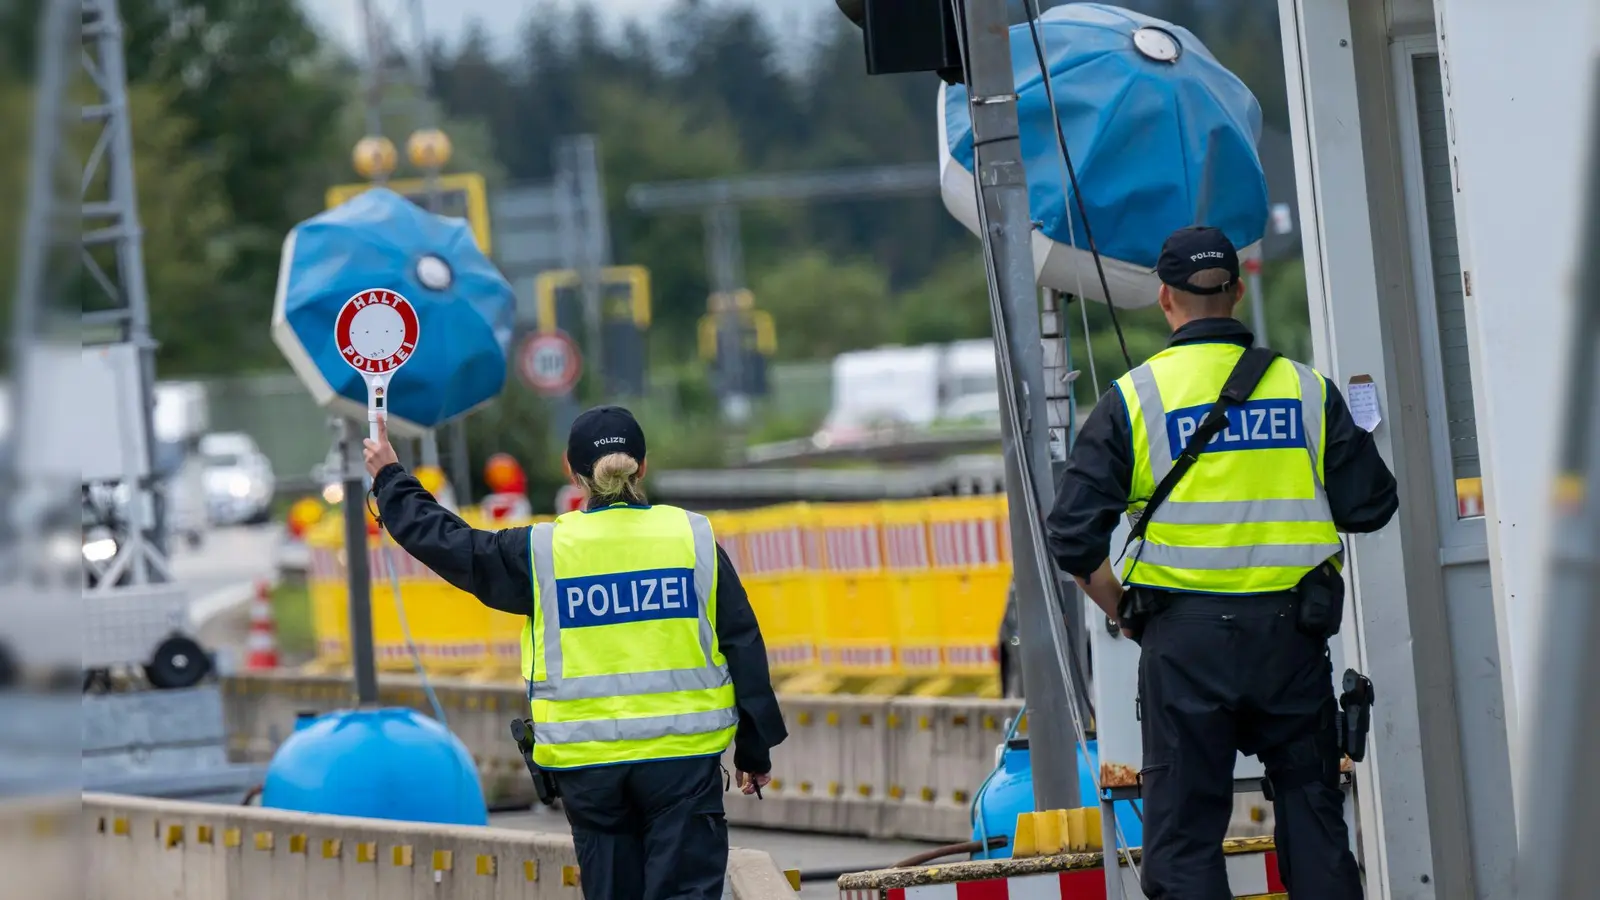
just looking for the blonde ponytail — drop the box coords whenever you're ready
[576,452,648,508]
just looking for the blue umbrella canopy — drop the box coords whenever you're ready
[938,3,1268,307]
[271,187,515,436]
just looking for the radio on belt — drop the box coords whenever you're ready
[333,287,421,440]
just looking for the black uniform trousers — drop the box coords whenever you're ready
[1137,591,1362,900]
[552,754,729,900]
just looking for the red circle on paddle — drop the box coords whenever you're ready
[335,288,421,375]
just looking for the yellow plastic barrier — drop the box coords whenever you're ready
[303,496,1021,694]
[881,501,939,676]
[813,502,897,677]
[730,503,820,677]
[926,496,1011,677]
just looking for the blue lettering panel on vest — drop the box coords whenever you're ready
[1165,399,1305,454]
[557,567,699,629]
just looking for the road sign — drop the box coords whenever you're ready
[482,492,532,523]
[518,331,582,396]
[555,484,584,514]
[325,173,492,254]
[336,289,420,440]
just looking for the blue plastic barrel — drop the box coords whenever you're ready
[970,738,1143,858]
[262,707,488,826]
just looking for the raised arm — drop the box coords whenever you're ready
[366,420,533,616]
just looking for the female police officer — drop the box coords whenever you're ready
[365,405,787,900]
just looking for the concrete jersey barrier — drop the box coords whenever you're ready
[222,673,1274,844]
[84,793,796,900]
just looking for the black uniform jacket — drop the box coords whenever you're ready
[1046,318,1400,583]
[373,463,789,774]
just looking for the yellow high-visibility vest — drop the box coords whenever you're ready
[1116,342,1343,594]
[520,504,737,769]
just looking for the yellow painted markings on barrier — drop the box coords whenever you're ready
[164,824,183,848]
[196,825,214,845]
[524,860,538,881]
[432,850,453,872]
[356,841,377,863]
[562,865,582,886]
[253,831,274,852]
[223,828,241,848]
[799,781,813,794]
[784,869,802,890]
[475,854,496,876]
[112,817,129,836]
[322,838,342,859]
[392,844,414,866]
[289,834,308,854]
[1011,808,1102,858]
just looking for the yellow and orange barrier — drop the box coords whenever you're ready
[303,497,1017,695]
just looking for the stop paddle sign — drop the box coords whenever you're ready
[335,288,421,440]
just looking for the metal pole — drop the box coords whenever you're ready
[448,418,472,503]
[1244,258,1269,348]
[1041,288,1093,721]
[357,0,385,170]
[706,203,750,422]
[339,418,379,705]
[1519,36,1600,899]
[960,0,1081,810]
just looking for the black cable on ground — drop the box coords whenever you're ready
[797,837,1008,882]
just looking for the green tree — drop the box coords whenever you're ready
[0,79,235,374]
[895,252,995,345]
[750,251,895,360]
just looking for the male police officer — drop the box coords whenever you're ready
[1046,226,1397,900]
[365,406,787,900]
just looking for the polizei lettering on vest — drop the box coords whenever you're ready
[1164,398,1307,455]
[557,567,698,628]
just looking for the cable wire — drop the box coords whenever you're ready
[948,2,1144,882]
[1022,1,1135,374]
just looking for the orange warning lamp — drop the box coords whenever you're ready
[415,465,447,497]
[286,497,324,539]
[485,453,525,494]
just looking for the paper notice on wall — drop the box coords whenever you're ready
[1346,375,1381,433]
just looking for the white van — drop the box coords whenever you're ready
[816,345,944,446]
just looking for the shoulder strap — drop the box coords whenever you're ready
[1122,347,1281,552]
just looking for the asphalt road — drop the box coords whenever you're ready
[169,524,282,659]
[492,806,948,899]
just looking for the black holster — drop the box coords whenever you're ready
[1337,669,1375,763]
[1294,561,1345,640]
[509,718,560,805]
[1117,587,1169,643]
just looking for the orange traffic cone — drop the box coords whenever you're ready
[245,580,279,670]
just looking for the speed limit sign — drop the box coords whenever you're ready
[518,331,582,396]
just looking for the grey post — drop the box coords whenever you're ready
[340,418,379,705]
[960,0,1082,810]
[1518,40,1600,900]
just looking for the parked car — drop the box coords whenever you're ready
[199,432,275,526]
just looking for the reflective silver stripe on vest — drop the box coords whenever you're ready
[1128,364,1174,485]
[1150,498,1332,525]
[526,512,731,704]
[535,706,739,746]
[1291,362,1327,492]
[1124,539,1346,571]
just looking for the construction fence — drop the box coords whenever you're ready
[303,496,1013,695]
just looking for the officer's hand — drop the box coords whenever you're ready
[363,416,400,479]
[736,770,771,795]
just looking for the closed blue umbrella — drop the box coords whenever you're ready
[939,3,1269,308]
[271,187,515,436]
